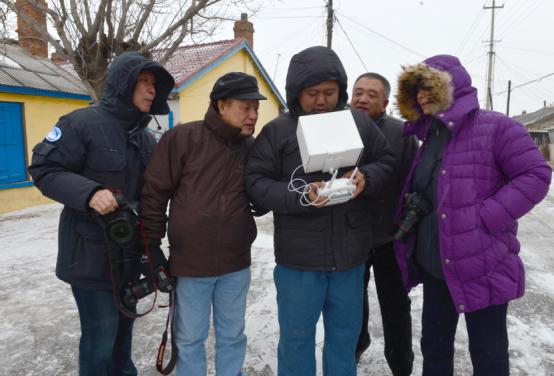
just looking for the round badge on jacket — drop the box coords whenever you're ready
[45,126,62,142]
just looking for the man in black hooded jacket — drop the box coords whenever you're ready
[28,52,174,376]
[244,46,395,375]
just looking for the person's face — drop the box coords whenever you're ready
[417,88,433,115]
[298,81,340,114]
[219,99,260,136]
[132,70,156,113]
[351,77,389,122]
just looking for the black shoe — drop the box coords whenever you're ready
[355,341,370,364]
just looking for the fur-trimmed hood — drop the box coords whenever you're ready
[396,55,479,135]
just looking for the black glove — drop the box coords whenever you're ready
[250,202,269,217]
[139,238,173,293]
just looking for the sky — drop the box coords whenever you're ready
[5,0,553,118]
[214,0,554,119]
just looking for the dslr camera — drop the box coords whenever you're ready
[391,192,433,244]
[92,192,142,249]
[122,265,176,306]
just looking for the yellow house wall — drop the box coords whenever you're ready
[0,92,89,214]
[178,49,281,136]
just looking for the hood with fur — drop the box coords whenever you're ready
[396,55,479,126]
[285,46,349,119]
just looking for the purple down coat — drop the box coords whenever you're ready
[394,55,552,313]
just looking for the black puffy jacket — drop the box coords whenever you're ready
[243,46,395,272]
[28,52,175,290]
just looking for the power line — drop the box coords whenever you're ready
[497,46,554,55]
[335,15,367,71]
[335,11,426,59]
[455,8,485,56]
[493,72,554,96]
[499,0,547,38]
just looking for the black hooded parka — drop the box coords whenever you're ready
[28,52,175,290]
[243,46,395,272]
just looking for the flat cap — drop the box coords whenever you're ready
[210,72,267,101]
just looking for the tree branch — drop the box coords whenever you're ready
[87,0,108,40]
[69,0,88,35]
[141,0,219,52]
[160,21,189,65]
[106,0,114,42]
[58,0,69,22]
[115,0,133,43]
[131,0,155,41]
[83,0,92,30]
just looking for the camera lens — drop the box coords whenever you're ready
[109,222,134,244]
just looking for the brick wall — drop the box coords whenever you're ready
[15,0,48,57]
[234,13,254,50]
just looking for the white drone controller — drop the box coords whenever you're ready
[315,167,358,206]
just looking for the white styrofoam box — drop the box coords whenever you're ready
[297,110,364,173]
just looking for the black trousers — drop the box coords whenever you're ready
[357,241,414,376]
[420,270,509,376]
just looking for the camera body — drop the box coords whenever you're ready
[92,192,142,249]
[122,266,176,306]
[391,192,433,244]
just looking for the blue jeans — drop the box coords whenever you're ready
[274,264,365,376]
[173,267,251,376]
[421,270,509,376]
[71,287,137,376]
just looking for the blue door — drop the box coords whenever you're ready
[0,102,26,184]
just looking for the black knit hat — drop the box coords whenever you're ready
[210,72,267,101]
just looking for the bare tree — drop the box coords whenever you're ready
[2,0,260,103]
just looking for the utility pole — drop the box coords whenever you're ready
[326,0,333,48]
[484,0,503,110]
[506,80,511,116]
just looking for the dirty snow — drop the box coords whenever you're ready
[1,183,554,375]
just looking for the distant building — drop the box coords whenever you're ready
[513,105,554,149]
[0,0,90,215]
[513,105,554,132]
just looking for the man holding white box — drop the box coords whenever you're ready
[243,46,395,376]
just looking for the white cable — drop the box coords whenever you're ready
[288,164,330,207]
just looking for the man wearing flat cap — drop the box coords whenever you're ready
[140,72,267,376]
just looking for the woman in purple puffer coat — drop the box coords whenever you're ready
[393,55,552,375]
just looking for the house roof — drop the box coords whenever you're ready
[154,39,286,108]
[513,106,554,126]
[157,39,243,87]
[0,41,90,100]
[54,38,286,108]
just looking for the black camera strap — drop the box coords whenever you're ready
[156,292,179,375]
[108,244,156,319]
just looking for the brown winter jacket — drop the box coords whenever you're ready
[140,106,257,278]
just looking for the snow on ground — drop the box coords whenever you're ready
[2,184,554,375]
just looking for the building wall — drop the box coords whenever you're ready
[147,98,180,136]
[178,49,281,136]
[0,92,89,214]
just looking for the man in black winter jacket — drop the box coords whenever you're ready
[28,52,174,376]
[244,46,395,376]
[351,73,419,375]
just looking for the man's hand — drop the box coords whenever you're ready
[307,182,328,208]
[89,189,119,214]
[341,169,366,199]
